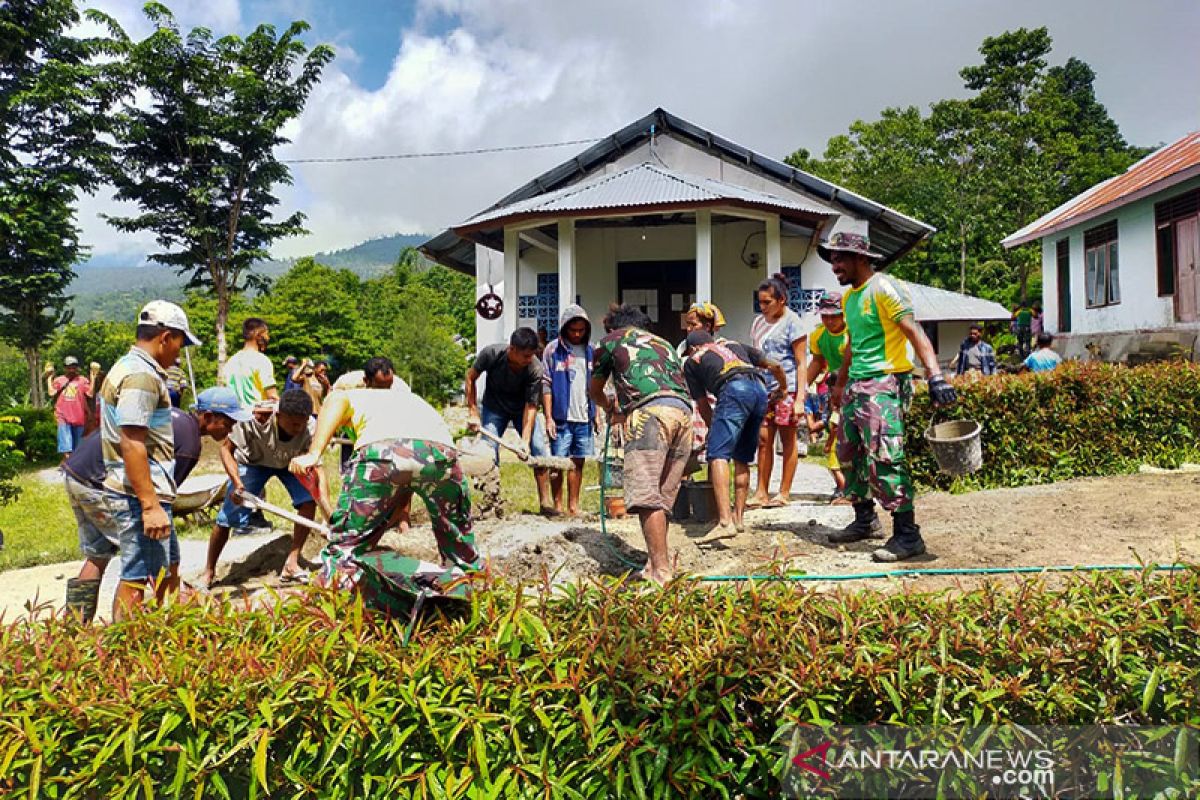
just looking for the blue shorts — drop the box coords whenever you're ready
[57,422,84,454]
[65,476,178,582]
[551,420,594,458]
[216,463,314,529]
[707,378,768,464]
[480,406,549,464]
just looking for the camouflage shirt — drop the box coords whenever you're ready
[593,327,691,414]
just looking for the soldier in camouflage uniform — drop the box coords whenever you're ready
[590,304,694,585]
[290,386,479,617]
[819,231,958,562]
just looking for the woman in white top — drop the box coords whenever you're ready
[748,273,809,508]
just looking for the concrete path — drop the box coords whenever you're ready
[0,530,280,622]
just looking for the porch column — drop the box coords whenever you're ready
[503,225,519,337]
[557,218,576,312]
[695,208,713,302]
[765,214,781,277]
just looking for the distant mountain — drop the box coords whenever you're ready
[68,232,432,321]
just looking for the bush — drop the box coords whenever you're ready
[1,571,1197,796]
[907,360,1200,490]
[0,415,23,505]
[5,406,56,463]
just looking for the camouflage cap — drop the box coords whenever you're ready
[817,291,844,314]
[817,231,883,262]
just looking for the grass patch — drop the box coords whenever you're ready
[0,470,78,571]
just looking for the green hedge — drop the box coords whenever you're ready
[2,571,1198,797]
[4,406,57,464]
[907,360,1200,490]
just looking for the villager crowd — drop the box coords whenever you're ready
[61,230,977,621]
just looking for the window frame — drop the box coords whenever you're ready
[1083,221,1120,309]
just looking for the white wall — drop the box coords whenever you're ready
[1040,174,1200,335]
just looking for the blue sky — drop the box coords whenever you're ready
[79,0,1200,260]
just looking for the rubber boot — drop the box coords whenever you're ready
[827,501,884,543]
[873,510,927,562]
[65,578,102,624]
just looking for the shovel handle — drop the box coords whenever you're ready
[474,426,529,460]
[238,492,332,538]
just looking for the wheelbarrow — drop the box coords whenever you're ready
[172,473,228,521]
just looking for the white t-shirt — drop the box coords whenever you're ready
[338,388,454,450]
[566,344,589,423]
[224,349,276,408]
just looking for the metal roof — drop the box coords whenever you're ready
[456,162,839,230]
[421,107,935,274]
[1004,130,1200,248]
[899,280,1011,323]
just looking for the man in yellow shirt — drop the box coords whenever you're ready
[820,232,957,562]
[289,387,479,612]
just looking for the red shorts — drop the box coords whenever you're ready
[764,392,799,428]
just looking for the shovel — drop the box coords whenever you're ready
[237,491,332,539]
[473,426,575,471]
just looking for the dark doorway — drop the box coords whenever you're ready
[1056,239,1072,333]
[617,260,696,343]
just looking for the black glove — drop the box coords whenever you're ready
[927,374,957,407]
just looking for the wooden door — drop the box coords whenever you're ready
[1177,216,1200,323]
[617,261,696,344]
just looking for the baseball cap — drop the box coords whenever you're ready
[63,356,80,366]
[138,300,201,346]
[193,387,252,422]
[284,355,298,365]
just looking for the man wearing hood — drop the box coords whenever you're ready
[541,304,597,516]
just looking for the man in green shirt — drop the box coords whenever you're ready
[1013,303,1034,358]
[819,232,957,562]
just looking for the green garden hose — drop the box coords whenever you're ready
[598,423,1192,584]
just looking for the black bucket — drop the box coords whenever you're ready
[685,480,718,523]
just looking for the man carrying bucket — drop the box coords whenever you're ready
[821,231,957,562]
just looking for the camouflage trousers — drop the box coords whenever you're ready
[836,374,915,514]
[324,438,480,616]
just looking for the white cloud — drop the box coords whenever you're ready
[74,0,1200,261]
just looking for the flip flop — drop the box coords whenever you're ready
[278,571,310,585]
[745,499,766,510]
[763,497,788,509]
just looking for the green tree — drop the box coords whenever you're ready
[103,3,333,374]
[46,320,136,376]
[0,0,115,406]
[386,284,469,405]
[788,27,1142,305]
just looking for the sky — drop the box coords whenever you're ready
[77,0,1200,262]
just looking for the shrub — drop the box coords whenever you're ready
[4,406,56,464]
[1,571,1197,797]
[908,360,1200,490]
[0,415,22,505]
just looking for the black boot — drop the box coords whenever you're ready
[65,577,101,624]
[873,510,926,562]
[828,501,884,544]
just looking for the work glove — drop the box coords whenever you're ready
[927,375,957,408]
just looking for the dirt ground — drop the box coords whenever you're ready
[4,470,1198,619]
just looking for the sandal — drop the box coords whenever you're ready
[763,497,788,509]
[278,570,310,585]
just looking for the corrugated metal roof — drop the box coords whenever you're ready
[898,280,1011,322]
[1004,130,1200,248]
[421,107,936,274]
[456,162,838,229]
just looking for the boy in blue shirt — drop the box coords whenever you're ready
[1023,333,1062,373]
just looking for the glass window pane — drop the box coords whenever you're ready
[1108,241,1120,303]
[1095,248,1107,306]
[1085,248,1098,306]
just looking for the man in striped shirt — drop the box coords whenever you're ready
[99,300,201,619]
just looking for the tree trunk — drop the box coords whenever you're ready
[216,287,230,382]
[959,222,968,294]
[25,347,44,408]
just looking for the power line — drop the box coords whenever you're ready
[281,137,603,164]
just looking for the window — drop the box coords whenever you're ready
[1084,221,1119,308]
[1155,188,1200,296]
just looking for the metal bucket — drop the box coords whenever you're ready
[604,455,624,489]
[924,419,983,477]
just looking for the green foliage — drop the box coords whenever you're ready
[0,342,30,405]
[0,415,23,506]
[788,27,1144,306]
[0,0,117,407]
[102,4,334,368]
[908,361,1200,490]
[4,406,57,464]
[1,570,1198,795]
[46,319,136,375]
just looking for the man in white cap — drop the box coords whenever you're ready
[44,355,97,462]
[96,300,202,620]
[63,386,249,622]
